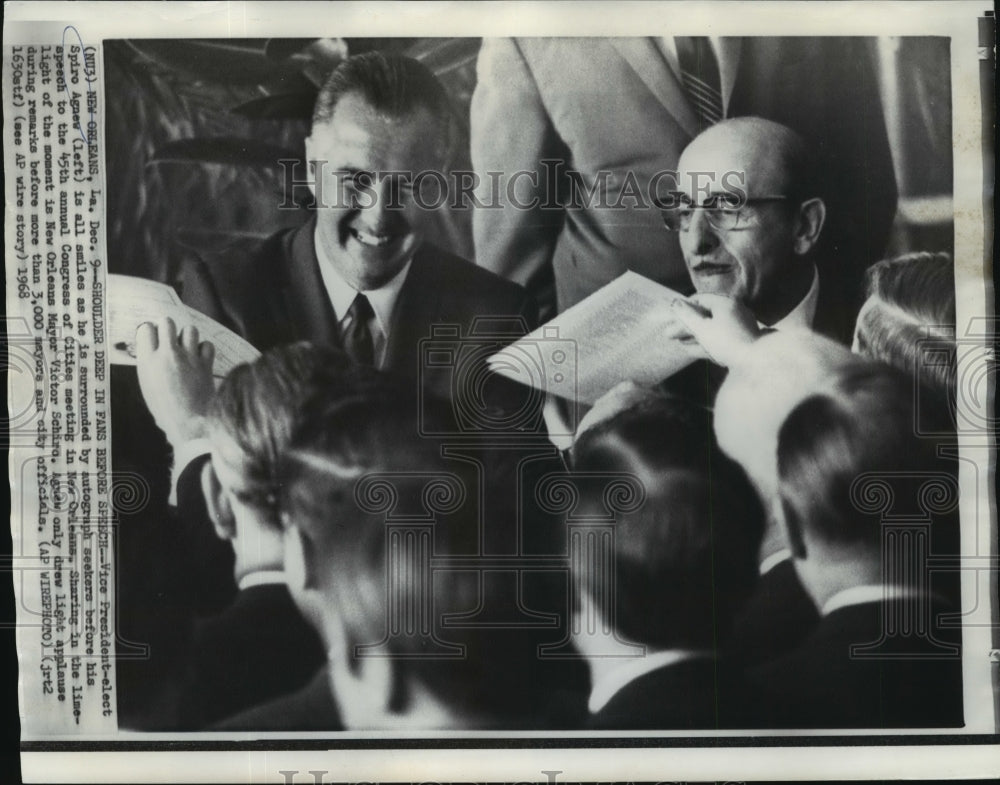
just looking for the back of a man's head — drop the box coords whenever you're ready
[283,390,552,726]
[207,342,360,519]
[312,51,452,134]
[572,396,764,649]
[855,251,957,406]
[777,361,946,562]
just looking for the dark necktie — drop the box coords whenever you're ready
[342,292,375,366]
[674,36,724,129]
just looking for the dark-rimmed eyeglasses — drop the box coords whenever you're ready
[661,194,791,232]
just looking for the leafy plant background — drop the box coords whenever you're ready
[104,38,480,285]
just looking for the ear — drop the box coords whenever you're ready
[793,197,826,256]
[200,461,236,542]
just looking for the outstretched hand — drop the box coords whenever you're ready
[135,317,216,446]
[665,293,763,368]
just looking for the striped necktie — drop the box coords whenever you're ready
[343,292,375,366]
[674,36,724,128]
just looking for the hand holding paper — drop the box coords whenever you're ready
[487,271,699,405]
[135,317,216,446]
[668,293,763,368]
[109,274,261,377]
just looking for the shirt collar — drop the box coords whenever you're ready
[759,548,792,577]
[587,649,714,714]
[237,570,287,591]
[768,265,820,332]
[313,232,413,341]
[821,584,932,616]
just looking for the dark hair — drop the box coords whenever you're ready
[207,342,353,516]
[312,51,452,139]
[777,362,943,553]
[855,252,956,403]
[284,391,553,725]
[572,396,764,649]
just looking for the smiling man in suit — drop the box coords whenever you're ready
[178,51,537,425]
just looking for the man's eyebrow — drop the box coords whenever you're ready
[674,190,736,203]
[331,169,415,187]
[690,191,742,205]
[331,166,367,176]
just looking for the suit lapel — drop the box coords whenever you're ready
[281,215,342,348]
[385,245,445,380]
[608,38,701,138]
[718,37,742,116]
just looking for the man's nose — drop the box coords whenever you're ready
[359,178,401,225]
[685,209,720,256]
[371,177,407,223]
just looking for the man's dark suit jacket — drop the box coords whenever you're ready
[213,666,343,732]
[587,657,747,730]
[142,457,324,729]
[176,215,539,415]
[748,598,964,728]
[726,559,820,669]
[175,583,326,730]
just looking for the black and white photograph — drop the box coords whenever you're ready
[4,1,996,782]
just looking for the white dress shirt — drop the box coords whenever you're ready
[821,584,934,617]
[237,570,287,592]
[167,237,415,504]
[587,649,714,713]
[758,547,793,577]
[314,235,412,370]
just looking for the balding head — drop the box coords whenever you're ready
[680,117,815,201]
[672,117,826,326]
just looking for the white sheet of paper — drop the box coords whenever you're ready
[488,271,697,404]
[108,274,261,377]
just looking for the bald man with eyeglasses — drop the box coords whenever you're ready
[641,118,864,673]
[567,118,852,443]
[661,116,855,343]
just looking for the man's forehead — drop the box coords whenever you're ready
[678,128,789,190]
[312,93,439,152]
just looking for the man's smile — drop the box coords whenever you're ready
[349,226,395,248]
